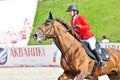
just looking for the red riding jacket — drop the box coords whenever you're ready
[70,15,94,40]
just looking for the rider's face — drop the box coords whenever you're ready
[68,10,74,17]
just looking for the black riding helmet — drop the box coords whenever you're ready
[66,5,79,12]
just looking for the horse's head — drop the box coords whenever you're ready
[33,12,62,42]
[33,12,76,42]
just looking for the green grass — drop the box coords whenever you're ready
[28,0,120,45]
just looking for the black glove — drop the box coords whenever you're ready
[73,24,80,28]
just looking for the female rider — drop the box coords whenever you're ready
[66,5,106,69]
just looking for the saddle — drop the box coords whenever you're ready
[82,41,110,61]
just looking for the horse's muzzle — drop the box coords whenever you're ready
[33,33,46,43]
[33,33,38,41]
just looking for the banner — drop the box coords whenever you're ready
[0,45,61,67]
[100,43,120,50]
[0,43,119,67]
[0,0,38,46]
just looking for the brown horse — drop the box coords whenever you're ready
[33,12,120,80]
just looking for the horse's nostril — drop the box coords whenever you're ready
[35,34,37,37]
[33,34,37,39]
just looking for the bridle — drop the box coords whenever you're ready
[38,19,72,39]
[37,19,55,39]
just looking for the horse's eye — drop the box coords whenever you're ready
[45,23,51,28]
[45,23,49,26]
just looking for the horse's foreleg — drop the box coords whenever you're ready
[76,71,87,80]
[117,71,120,80]
[90,75,98,80]
[107,74,119,80]
[58,71,75,80]
[107,71,119,80]
[118,69,120,80]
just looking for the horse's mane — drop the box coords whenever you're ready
[55,18,76,37]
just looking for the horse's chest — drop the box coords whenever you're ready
[60,57,73,71]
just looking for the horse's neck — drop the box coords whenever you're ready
[54,22,83,52]
[56,29,82,52]
[58,32,74,47]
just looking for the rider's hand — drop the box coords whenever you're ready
[73,24,80,28]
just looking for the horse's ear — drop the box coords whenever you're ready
[48,11,54,20]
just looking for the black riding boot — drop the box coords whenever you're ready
[93,49,106,69]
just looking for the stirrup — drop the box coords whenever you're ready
[99,61,107,69]
[100,64,107,69]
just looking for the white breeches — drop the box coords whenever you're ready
[82,36,96,50]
